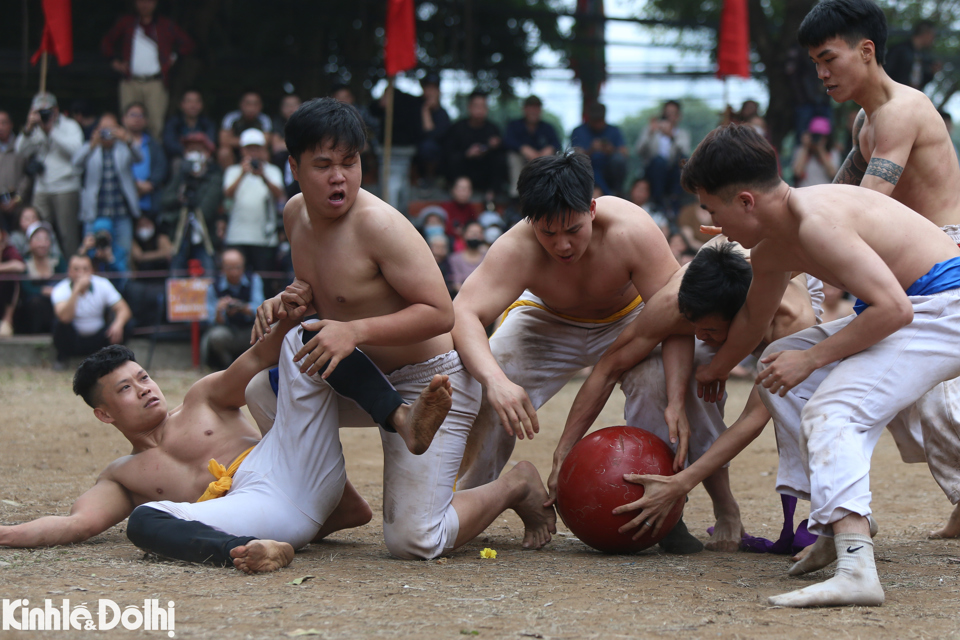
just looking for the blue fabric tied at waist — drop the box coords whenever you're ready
[854,256,960,315]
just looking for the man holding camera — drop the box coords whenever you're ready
[202,248,264,370]
[14,93,84,257]
[159,131,222,275]
[222,129,282,274]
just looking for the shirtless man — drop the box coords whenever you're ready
[689,124,960,607]
[800,0,960,540]
[453,151,735,552]
[0,293,451,572]
[546,241,818,550]
[252,97,555,560]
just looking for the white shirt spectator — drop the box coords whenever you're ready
[220,111,273,134]
[15,116,84,194]
[130,25,162,76]
[51,275,121,336]
[222,163,282,247]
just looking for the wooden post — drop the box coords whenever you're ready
[39,51,49,94]
[382,77,396,206]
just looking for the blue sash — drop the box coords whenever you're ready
[854,256,960,315]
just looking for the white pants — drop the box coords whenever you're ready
[144,327,347,550]
[245,349,482,560]
[759,290,960,535]
[458,291,726,488]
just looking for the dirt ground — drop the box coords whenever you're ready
[2,366,960,639]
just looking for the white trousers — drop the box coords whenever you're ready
[759,290,960,535]
[458,291,726,488]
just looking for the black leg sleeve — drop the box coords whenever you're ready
[302,331,405,433]
[127,506,256,567]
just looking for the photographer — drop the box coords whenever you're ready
[791,116,841,187]
[72,112,142,266]
[201,248,263,370]
[635,99,691,214]
[14,93,84,257]
[159,132,221,275]
[221,129,282,273]
[78,217,126,275]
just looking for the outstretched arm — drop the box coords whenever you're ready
[0,475,135,548]
[832,110,869,186]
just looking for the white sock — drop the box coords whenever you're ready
[769,533,884,607]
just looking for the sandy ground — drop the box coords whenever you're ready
[2,366,960,639]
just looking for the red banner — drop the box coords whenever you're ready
[384,0,416,76]
[31,0,73,66]
[717,0,750,79]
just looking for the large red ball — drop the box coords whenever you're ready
[556,426,685,554]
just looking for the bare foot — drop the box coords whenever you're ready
[390,374,452,455]
[507,461,557,549]
[230,539,295,574]
[930,503,960,539]
[311,479,373,542]
[705,514,745,552]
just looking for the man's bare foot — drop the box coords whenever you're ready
[389,374,452,455]
[230,540,295,574]
[789,516,878,575]
[312,479,373,542]
[507,461,557,549]
[705,514,745,552]
[929,503,960,539]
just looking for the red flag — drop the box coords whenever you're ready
[31,0,73,66]
[384,0,416,76]
[716,0,749,78]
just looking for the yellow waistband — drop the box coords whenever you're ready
[498,294,643,327]
[196,445,256,502]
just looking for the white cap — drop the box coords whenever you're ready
[239,128,266,147]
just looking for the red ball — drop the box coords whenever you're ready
[556,426,685,553]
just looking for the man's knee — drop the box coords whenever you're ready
[126,505,163,549]
[383,520,447,560]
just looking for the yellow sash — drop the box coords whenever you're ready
[497,294,643,328]
[196,446,256,502]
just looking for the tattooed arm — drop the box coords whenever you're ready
[858,107,916,196]
[833,110,869,185]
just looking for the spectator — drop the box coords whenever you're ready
[413,73,451,185]
[73,112,141,264]
[270,93,302,167]
[15,92,84,257]
[441,176,478,241]
[162,89,217,169]
[159,132,221,276]
[67,99,99,141]
[202,248,264,369]
[792,116,841,187]
[504,95,561,195]
[222,129,282,273]
[448,220,486,293]
[886,20,940,91]
[427,234,456,299]
[101,0,195,138]
[478,207,505,245]
[635,100,690,213]
[571,102,627,196]
[15,223,64,335]
[125,214,171,327]
[785,44,833,139]
[417,206,449,244]
[51,253,131,370]
[0,218,25,336]
[124,102,166,220]
[218,90,273,169]
[10,206,61,263]
[78,217,127,275]
[443,91,508,194]
[0,110,27,227]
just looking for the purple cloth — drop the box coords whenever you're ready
[706,494,818,554]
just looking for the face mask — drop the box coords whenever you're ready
[184,151,207,174]
[465,238,483,250]
[136,227,155,242]
[424,226,446,240]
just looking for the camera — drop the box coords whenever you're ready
[101,128,114,141]
[94,230,112,250]
[250,159,262,171]
[38,108,54,124]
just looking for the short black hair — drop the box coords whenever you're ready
[797,0,887,66]
[73,345,138,408]
[285,97,366,165]
[468,90,488,102]
[680,124,781,197]
[913,19,936,37]
[677,243,753,322]
[663,99,681,114]
[517,151,594,225]
[124,101,147,117]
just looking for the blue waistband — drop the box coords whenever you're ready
[854,256,960,315]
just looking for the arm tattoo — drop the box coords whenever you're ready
[864,158,904,186]
[833,110,868,185]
